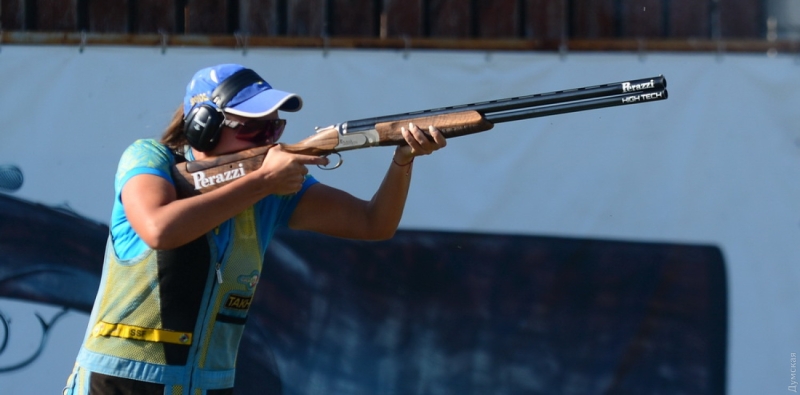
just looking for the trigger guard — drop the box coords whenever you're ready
[317,152,343,170]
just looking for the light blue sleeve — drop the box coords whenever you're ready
[114,139,175,193]
[110,139,175,260]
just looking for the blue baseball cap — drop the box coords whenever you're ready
[183,64,302,118]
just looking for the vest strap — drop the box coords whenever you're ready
[92,321,193,345]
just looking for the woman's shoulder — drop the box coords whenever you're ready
[116,139,176,180]
[119,139,177,166]
[123,138,172,158]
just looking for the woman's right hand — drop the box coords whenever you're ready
[254,144,329,195]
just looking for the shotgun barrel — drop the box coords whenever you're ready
[344,75,666,132]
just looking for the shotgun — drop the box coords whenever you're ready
[171,75,668,197]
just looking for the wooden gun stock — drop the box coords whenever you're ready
[171,75,669,197]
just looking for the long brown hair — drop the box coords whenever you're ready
[160,104,188,150]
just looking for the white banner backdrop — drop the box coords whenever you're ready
[0,44,798,394]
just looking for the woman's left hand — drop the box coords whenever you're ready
[394,123,447,165]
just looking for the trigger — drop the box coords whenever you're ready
[317,153,343,170]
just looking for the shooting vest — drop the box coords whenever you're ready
[70,207,263,394]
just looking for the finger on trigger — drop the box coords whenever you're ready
[296,155,324,166]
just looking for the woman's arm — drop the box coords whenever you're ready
[288,123,446,240]
[123,145,327,249]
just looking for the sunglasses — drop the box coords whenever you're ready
[223,118,286,144]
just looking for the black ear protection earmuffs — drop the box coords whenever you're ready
[183,68,264,152]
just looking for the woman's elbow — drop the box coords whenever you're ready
[139,232,169,250]
[135,222,179,250]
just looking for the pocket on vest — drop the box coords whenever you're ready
[205,315,247,369]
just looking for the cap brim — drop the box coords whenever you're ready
[225,89,303,117]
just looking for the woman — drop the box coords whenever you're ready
[64,63,446,394]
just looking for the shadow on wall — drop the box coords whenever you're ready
[0,185,728,395]
[0,181,108,374]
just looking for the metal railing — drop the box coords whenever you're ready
[1,0,798,53]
